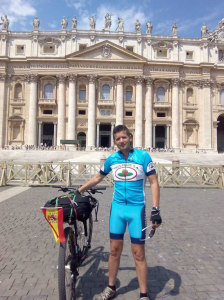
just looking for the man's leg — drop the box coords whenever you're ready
[108,239,123,286]
[131,243,148,293]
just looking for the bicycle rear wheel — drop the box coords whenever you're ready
[58,227,77,300]
[76,214,93,262]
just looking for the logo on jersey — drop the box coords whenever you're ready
[115,167,137,181]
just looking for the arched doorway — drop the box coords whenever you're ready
[42,123,54,146]
[217,114,224,153]
[77,132,86,148]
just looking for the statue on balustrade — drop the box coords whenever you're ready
[89,16,96,30]
[72,16,77,30]
[135,19,141,33]
[117,17,124,32]
[61,16,68,30]
[201,23,208,38]
[0,15,9,31]
[33,16,40,30]
[146,20,153,34]
[104,13,111,30]
[172,22,178,36]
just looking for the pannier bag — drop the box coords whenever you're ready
[44,192,93,223]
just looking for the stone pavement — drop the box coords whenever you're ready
[0,186,224,300]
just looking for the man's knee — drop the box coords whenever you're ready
[110,240,123,258]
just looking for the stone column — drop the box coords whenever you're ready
[171,79,180,149]
[0,74,6,147]
[145,78,153,148]
[135,77,143,148]
[57,74,66,145]
[87,75,96,149]
[201,80,212,149]
[111,123,115,147]
[116,76,124,125]
[68,74,77,140]
[38,122,42,146]
[166,125,170,148]
[153,124,156,148]
[28,74,38,146]
[53,123,57,146]
[96,122,100,148]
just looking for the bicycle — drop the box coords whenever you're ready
[42,186,106,300]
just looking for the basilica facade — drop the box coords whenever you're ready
[0,15,224,151]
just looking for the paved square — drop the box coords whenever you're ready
[0,186,223,299]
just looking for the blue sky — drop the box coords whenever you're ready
[0,0,224,38]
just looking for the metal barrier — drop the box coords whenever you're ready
[0,161,223,188]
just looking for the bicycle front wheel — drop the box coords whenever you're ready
[58,227,77,300]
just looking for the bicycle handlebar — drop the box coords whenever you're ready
[51,185,106,193]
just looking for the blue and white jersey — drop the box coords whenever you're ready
[100,148,156,205]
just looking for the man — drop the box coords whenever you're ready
[78,125,162,300]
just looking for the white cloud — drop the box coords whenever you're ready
[0,0,36,28]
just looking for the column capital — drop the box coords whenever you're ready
[135,76,144,85]
[145,77,153,86]
[87,74,97,84]
[26,73,38,83]
[68,73,77,82]
[116,75,125,85]
[0,73,6,81]
[57,74,67,83]
[171,78,180,87]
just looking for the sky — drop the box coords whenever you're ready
[0,0,224,38]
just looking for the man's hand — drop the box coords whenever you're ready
[150,209,162,229]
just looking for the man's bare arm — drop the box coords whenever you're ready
[78,173,105,193]
[148,173,160,207]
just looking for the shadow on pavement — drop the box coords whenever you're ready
[76,246,181,300]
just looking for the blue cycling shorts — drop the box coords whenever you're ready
[109,201,146,244]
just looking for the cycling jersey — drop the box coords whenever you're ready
[100,148,156,206]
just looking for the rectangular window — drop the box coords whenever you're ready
[126,46,134,52]
[157,112,166,117]
[79,44,87,51]
[125,111,132,116]
[78,110,86,115]
[16,45,25,54]
[157,49,167,58]
[219,50,224,62]
[126,91,132,101]
[43,110,53,114]
[186,51,193,60]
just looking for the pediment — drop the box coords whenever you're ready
[66,40,146,62]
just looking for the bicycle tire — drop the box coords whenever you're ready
[58,227,77,300]
[76,213,93,262]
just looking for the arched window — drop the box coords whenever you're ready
[102,84,110,100]
[79,84,86,101]
[125,86,133,101]
[15,83,22,99]
[220,89,224,105]
[187,88,193,103]
[156,87,165,102]
[44,84,54,99]
[77,132,86,148]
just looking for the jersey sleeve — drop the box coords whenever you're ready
[100,156,112,175]
[143,152,156,176]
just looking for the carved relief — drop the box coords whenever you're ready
[102,43,112,58]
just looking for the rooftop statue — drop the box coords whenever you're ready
[33,16,40,30]
[146,20,153,34]
[89,16,96,30]
[117,17,124,32]
[135,19,141,33]
[172,22,178,36]
[61,16,68,30]
[0,15,9,31]
[201,23,208,38]
[104,13,111,30]
[72,16,77,30]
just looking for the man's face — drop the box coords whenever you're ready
[113,130,132,151]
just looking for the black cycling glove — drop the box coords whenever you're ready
[150,210,162,225]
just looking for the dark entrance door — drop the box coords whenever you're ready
[99,124,111,147]
[217,115,224,153]
[155,126,166,148]
[42,123,54,146]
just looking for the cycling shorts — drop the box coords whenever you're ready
[109,201,146,244]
